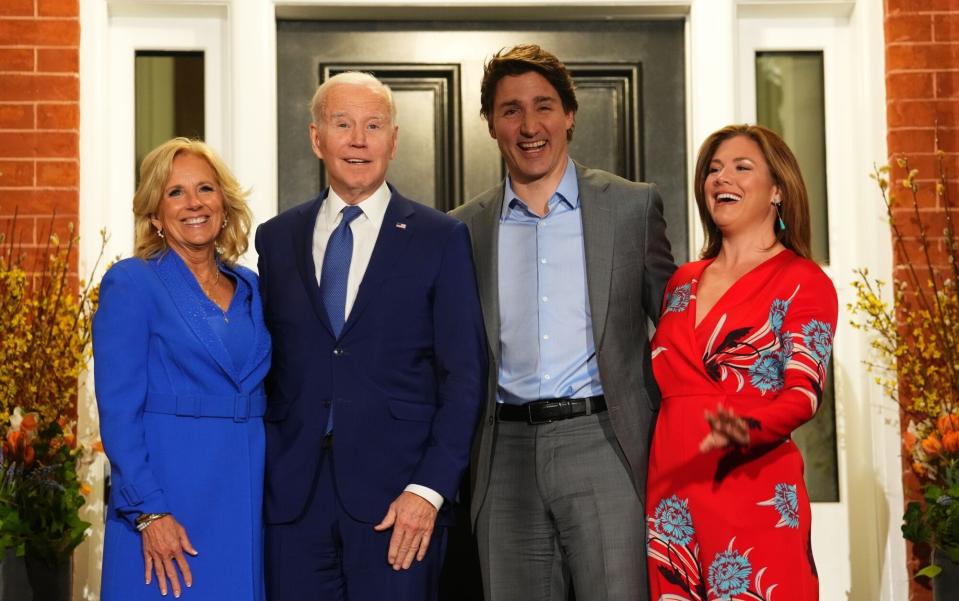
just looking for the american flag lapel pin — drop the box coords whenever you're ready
[395,222,407,229]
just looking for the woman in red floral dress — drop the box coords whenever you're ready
[646,124,836,601]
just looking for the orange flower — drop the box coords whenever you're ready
[922,434,943,457]
[5,430,22,455]
[944,431,959,454]
[937,414,959,435]
[6,430,23,453]
[22,445,34,467]
[913,460,928,477]
[91,440,104,453]
[903,430,918,453]
[80,483,92,496]
[20,412,38,433]
[63,432,76,449]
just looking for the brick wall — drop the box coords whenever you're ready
[884,0,959,599]
[0,0,79,271]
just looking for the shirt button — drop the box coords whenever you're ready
[333,348,344,356]
[541,258,547,264]
[544,374,551,380]
[542,296,549,302]
[543,334,550,340]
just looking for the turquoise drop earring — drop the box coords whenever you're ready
[773,197,786,231]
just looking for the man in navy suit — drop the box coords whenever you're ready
[256,71,487,601]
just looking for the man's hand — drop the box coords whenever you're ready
[373,491,439,571]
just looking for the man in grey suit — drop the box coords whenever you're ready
[450,45,676,601]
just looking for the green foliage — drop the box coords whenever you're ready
[901,440,959,575]
[917,565,943,579]
[903,501,931,545]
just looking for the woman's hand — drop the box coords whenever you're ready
[699,404,750,453]
[141,515,198,597]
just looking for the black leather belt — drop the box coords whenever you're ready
[497,395,607,425]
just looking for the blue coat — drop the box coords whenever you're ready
[93,252,271,601]
[255,189,487,526]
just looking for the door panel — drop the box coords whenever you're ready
[277,20,689,261]
[567,65,641,181]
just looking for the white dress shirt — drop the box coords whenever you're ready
[312,182,444,511]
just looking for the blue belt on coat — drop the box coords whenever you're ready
[145,392,267,422]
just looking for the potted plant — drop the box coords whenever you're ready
[850,138,959,597]
[901,414,959,590]
[0,214,104,600]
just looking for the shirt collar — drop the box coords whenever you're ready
[501,157,579,220]
[323,181,391,229]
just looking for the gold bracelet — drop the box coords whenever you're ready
[135,512,170,532]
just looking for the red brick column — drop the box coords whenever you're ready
[885,0,959,599]
[0,0,79,270]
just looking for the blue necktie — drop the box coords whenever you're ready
[320,205,363,337]
[320,205,362,434]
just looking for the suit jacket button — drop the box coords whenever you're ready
[487,416,494,425]
[323,400,331,407]
[333,348,344,356]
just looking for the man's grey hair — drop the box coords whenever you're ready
[310,71,397,125]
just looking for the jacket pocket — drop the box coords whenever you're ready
[388,398,437,422]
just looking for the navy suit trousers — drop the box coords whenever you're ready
[265,448,447,601]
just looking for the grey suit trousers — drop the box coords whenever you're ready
[476,412,647,601]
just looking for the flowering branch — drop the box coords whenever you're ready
[850,129,959,571]
[0,215,106,562]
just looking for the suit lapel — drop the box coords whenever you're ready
[577,162,614,348]
[152,252,239,383]
[292,192,336,338]
[339,191,415,338]
[469,187,504,363]
[234,265,272,383]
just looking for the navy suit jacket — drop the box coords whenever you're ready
[255,188,487,525]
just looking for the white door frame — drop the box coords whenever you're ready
[79,2,899,599]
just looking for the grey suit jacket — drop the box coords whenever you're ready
[450,161,676,526]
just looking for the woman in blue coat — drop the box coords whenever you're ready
[93,138,271,600]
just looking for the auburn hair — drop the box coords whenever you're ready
[693,124,812,259]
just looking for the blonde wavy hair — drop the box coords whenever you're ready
[133,137,252,265]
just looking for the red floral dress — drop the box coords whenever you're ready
[646,250,837,601]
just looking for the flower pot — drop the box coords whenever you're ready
[934,549,959,600]
[0,548,32,601]
[23,554,71,601]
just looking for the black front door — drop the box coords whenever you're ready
[277,19,688,261]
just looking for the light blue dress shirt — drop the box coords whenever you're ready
[497,158,604,406]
